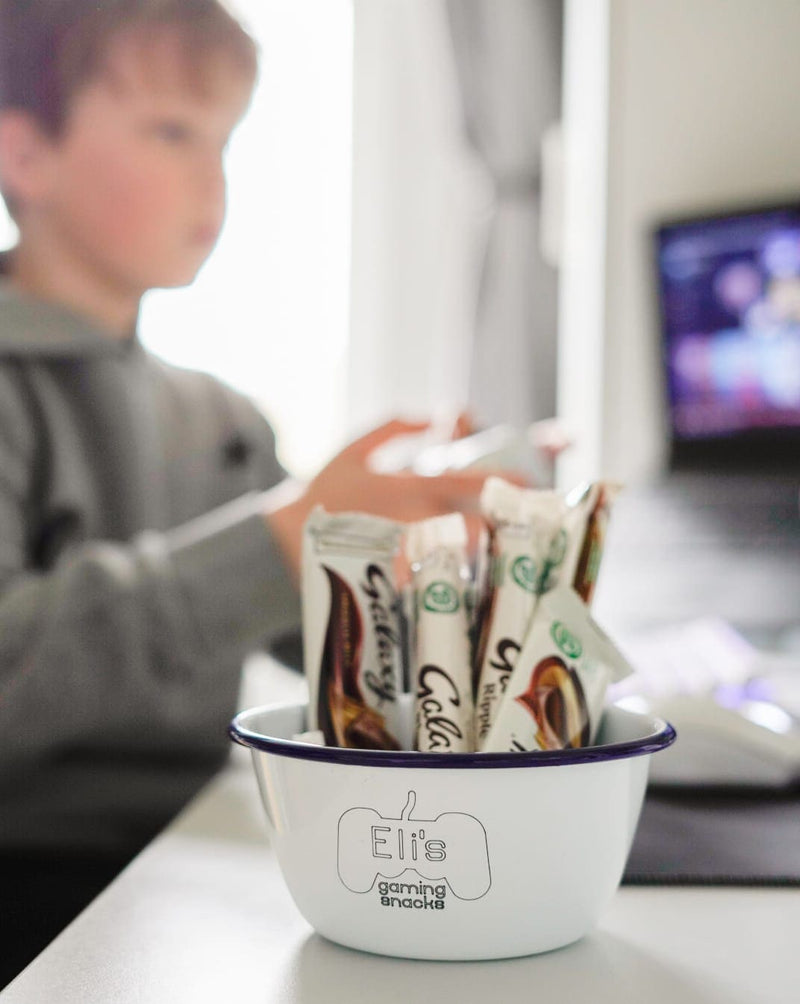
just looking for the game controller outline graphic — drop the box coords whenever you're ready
[337,790,492,900]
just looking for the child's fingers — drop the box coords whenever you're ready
[340,418,431,461]
[374,470,489,517]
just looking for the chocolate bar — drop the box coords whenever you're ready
[406,514,474,752]
[302,509,405,749]
[482,586,633,752]
[473,478,565,746]
[553,481,621,605]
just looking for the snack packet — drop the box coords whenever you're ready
[406,513,474,752]
[473,478,565,746]
[302,508,405,749]
[482,586,633,752]
[542,481,621,604]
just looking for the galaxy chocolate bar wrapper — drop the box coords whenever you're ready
[473,478,565,746]
[406,513,474,752]
[302,508,405,750]
[481,585,633,753]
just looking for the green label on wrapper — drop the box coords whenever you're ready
[511,555,538,593]
[423,581,460,614]
[547,528,567,567]
[550,620,583,659]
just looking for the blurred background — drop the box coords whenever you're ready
[3,0,799,488]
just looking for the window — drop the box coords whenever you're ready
[141,0,353,478]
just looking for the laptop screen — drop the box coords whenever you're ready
[655,201,800,469]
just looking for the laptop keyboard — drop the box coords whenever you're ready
[593,476,800,640]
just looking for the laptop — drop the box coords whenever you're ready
[648,199,800,541]
[593,203,800,786]
[596,199,800,641]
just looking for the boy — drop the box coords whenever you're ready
[0,0,487,982]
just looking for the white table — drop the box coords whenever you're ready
[3,657,798,1003]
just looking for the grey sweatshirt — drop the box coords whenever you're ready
[0,276,300,856]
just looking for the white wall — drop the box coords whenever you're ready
[348,0,492,437]
[556,0,609,489]
[559,0,800,487]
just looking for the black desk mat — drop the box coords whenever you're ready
[623,786,800,886]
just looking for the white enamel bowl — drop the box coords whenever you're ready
[230,702,675,961]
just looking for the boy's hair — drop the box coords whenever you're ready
[0,0,258,136]
[0,0,258,218]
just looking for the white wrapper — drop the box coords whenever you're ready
[406,514,474,752]
[544,481,621,604]
[473,478,565,746]
[482,586,633,752]
[302,508,405,749]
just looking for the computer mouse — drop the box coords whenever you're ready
[617,686,800,788]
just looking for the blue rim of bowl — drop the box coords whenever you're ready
[229,703,677,769]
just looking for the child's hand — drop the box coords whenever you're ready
[306,418,490,519]
[265,418,492,579]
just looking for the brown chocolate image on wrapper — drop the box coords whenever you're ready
[318,566,401,751]
[514,655,590,750]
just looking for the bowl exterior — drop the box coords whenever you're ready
[248,746,649,960]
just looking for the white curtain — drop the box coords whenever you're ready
[447,0,562,427]
[347,0,562,437]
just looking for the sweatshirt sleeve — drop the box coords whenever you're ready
[0,372,300,769]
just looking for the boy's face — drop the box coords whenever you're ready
[22,31,253,302]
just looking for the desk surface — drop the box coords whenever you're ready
[3,659,799,1004]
